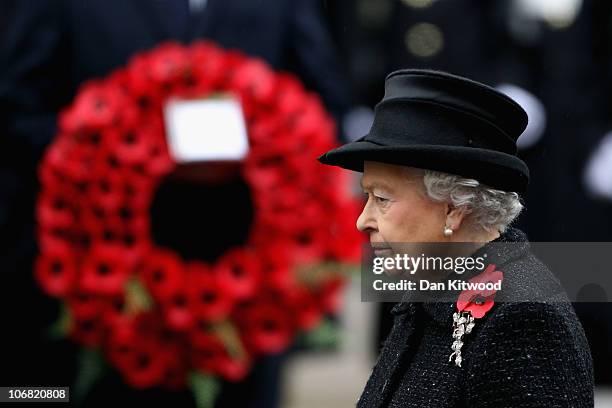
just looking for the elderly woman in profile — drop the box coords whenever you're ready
[318,69,593,408]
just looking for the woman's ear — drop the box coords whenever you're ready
[445,203,469,230]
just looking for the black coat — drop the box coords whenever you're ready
[358,227,594,408]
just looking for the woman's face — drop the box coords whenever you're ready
[357,161,448,250]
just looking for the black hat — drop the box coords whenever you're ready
[317,69,530,193]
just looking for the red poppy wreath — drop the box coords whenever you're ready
[35,41,363,397]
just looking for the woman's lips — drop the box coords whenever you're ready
[373,248,392,257]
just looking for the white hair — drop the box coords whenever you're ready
[411,168,524,233]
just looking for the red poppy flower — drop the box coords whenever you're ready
[117,231,150,266]
[99,296,126,326]
[237,300,294,355]
[159,339,189,390]
[326,200,367,263]
[188,319,250,381]
[291,98,336,156]
[117,103,141,131]
[286,220,327,264]
[456,264,504,319]
[69,317,105,347]
[242,149,289,191]
[106,313,177,389]
[35,249,77,297]
[318,276,347,315]
[140,249,184,301]
[115,337,170,389]
[80,244,131,295]
[148,42,191,84]
[230,60,276,106]
[78,205,115,243]
[108,67,129,90]
[191,329,235,367]
[119,171,154,210]
[161,355,189,390]
[248,115,283,146]
[274,74,305,117]
[141,123,174,176]
[105,127,156,165]
[58,108,84,136]
[112,203,150,237]
[38,158,71,193]
[215,248,261,300]
[190,331,226,374]
[186,262,235,322]
[36,190,76,230]
[37,226,72,254]
[126,55,164,115]
[250,182,304,215]
[190,41,225,91]
[216,355,251,382]
[223,50,248,73]
[105,314,140,366]
[313,165,353,205]
[160,288,196,331]
[257,243,294,291]
[283,286,323,330]
[66,292,106,320]
[42,139,91,182]
[87,164,125,210]
[68,82,125,132]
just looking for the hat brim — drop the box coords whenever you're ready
[317,137,529,193]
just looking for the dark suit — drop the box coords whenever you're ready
[0,1,349,407]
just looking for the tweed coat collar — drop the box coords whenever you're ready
[390,227,531,325]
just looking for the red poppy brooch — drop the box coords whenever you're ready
[449,263,504,367]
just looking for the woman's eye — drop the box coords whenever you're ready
[374,195,389,203]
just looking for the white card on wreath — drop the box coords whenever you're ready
[163,95,249,163]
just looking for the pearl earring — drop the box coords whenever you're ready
[443,226,453,237]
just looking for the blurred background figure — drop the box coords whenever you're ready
[0,1,349,407]
[0,1,16,38]
[326,0,612,391]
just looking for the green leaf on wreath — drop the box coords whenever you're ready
[72,348,107,407]
[294,261,359,287]
[299,317,342,350]
[211,320,246,359]
[47,303,71,339]
[188,372,220,408]
[124,277,153,314]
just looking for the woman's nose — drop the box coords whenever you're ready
[356,200,376,232]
